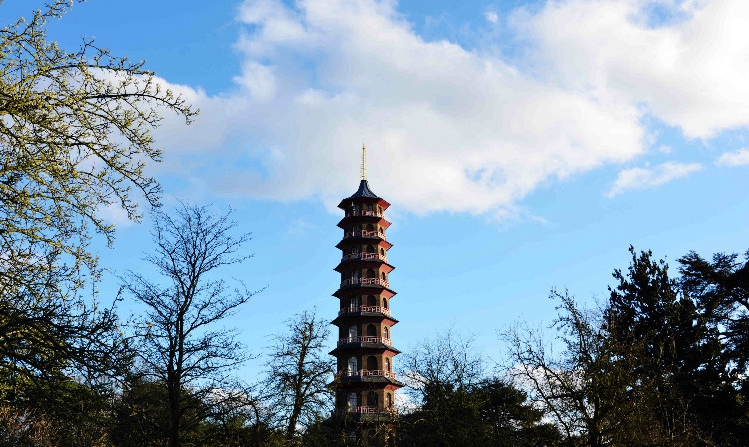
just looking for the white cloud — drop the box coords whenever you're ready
[513,0,749,139]
[395,389,418,414]
[148,0,749,217]
[484,10,499,24]
[658,145,672,154]
[155,0,646,215]
[97,203,135,228]
[716,148,749,166]
[606,162,702,197]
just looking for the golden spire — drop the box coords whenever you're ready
[360,143,367,181]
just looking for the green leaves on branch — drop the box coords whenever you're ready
[0,0,197,291]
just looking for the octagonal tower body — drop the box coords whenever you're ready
[330,178,403,433]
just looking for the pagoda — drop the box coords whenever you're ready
[329,146,402,446]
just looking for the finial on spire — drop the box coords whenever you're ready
[360,143,367,181]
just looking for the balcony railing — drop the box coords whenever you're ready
[349,406,398,415]
[341,252,388,263]
[338,306,391,317]
[345,210,383,218]
[339,369,397,380]
[340,278,390,288]
[343,230,386,240]
[337,336,392,346]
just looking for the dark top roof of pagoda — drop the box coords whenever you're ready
[338,179,390,209]
[349,180,379,199]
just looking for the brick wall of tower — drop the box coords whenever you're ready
[328,180,403,445]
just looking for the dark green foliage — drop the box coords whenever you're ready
[0,254,130,447]
[299,417,336,447]
[606,247,709,444]
[678,249,749,445]
[201,412,284,447]
[679,250,749,373]
[110,378,172,447]
[474,378,560,447]
[399,381,482,447]
[399,378,560,447]
[399,331,561,447]
[505,247,749,447]
[110,377,285,447]
[604,246,749,446]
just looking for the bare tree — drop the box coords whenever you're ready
[397,329,485,446]
[400,328,483,397]
[501,290,631,447]
[263,309,334,445]
[122,204,263,447]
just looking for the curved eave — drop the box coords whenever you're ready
[333,285,397,299]
[336,215,392,230]
[331,313,399,326]
[335,237,393,251]
[335,376,405,388]
[337,196,390,210]
[337,180,390,207]
[329,342,402,356]
[334,260,395,274]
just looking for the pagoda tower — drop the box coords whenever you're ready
[330,146,402,445]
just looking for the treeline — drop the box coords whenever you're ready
[3,206,748,447]
[392,247,749,447]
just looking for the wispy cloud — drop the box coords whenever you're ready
[716,148,749,166]
[606,162,702,197]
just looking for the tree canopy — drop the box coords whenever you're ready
[1,0,196,291]
[0,1,195,442]
[122,204,262,447]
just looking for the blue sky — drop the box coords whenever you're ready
[6,0,748,380]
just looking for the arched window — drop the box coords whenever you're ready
[367,324,377,337]
[385,357,391,372]
[383,298,388,309]
[366,269,375,279]
[387,393,393,408]
[353,224,360,233]
[366,204,373,212]
[348,325,358,339]
[366,224,374,231]
[380,248,385,256]
[348,393,358,410]
[367,355,377,371]
[350,296,359,309]
[367,391,378,408]
[366,245,375,253]
[381,272,386,281]
[351,270,360,281]
[384,326,390,339]
[348,356,358,373]
[367,295,376,306]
